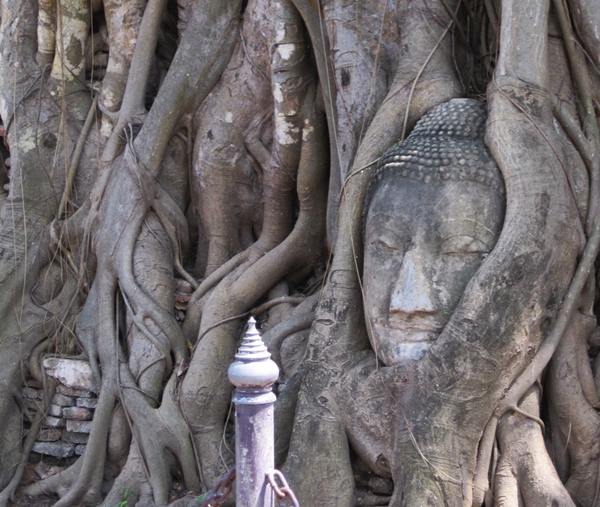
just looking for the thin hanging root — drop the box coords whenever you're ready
[192,295,309,347]
[190,250,250,303]
[58,95,99,220]
[495,206,600,416]
[399,2,459,141]
[552,0,600,230]
[506,404,545,433]
[552,95,595,168]
[0,380,57,507]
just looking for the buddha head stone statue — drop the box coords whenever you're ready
[363,99,505,365]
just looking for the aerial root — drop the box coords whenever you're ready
[0,381,57,507]
[262,311,315,368]
[494,386,576,507]
[110,367,200,506]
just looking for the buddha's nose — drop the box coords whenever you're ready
[390,249,435,315]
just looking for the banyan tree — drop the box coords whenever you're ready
[0,0,600,506]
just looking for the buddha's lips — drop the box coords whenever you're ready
[371,319,445,337]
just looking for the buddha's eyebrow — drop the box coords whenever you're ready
[441,232,493,249]
[366,214,408,240]
[442,218,497,239]
[462,218,497,237]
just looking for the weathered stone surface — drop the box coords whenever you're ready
[43,358,99,393]
[76,397,98,409]
[51,393,75,407]
[62,407,93,421]
[23,398,43,411]
[24,378,44,389]
[47,404,63,418]
[56,385,94,398]
[64,431,89,444]
[32,442,74,458]
[37,428,62,442]
[66,420,93,433]
[21,387,42,399]
[75,444,86,456]
[43,416,65,428]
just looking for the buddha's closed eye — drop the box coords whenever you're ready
[441,235,491,255]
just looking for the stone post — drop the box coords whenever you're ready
[228,317,279,507]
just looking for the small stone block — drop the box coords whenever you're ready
[47,404,63,417]
[37,428,62,442]
[76,397,98,409]
[56,385,94,398]
[43,416,65,428]
[62,407,93,421]
[32,441,74,458]
[51,393,75,407]
[64,431,89,444]
[43,358,99,393]
[75,444,86,456]
[24,378,43,389]
[66,420,93,433]
[21,387,42,399]
[23,398,43,411]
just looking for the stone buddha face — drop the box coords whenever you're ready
[363,99,505,365]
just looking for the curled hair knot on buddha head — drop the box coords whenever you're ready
[365,99,505,216]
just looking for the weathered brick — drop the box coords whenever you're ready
[47,404,63,418]
[37,428,62,442]
[62,407,93,421]
[43,416,65,428]
[76,397,98,409]
[43,358,99,393]
[63,431,89,444]
[75,444,86,456]
[56,385,94,398]
[21,387,42,399]
[32,442,74,458]
[66,420,93,433]
[51,393,75,407]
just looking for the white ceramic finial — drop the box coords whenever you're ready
[228,317,280,389]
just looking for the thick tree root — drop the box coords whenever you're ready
[182,78,327,485]
[495,386,575,507]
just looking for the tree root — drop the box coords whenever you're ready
[99,367,200,507]
[548,311,600,507]
[262,311,315,369]
[0,380,57,507]
[495,386,575,507]
[182,76,327,485]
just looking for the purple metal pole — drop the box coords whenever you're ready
[228,317,279,507]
